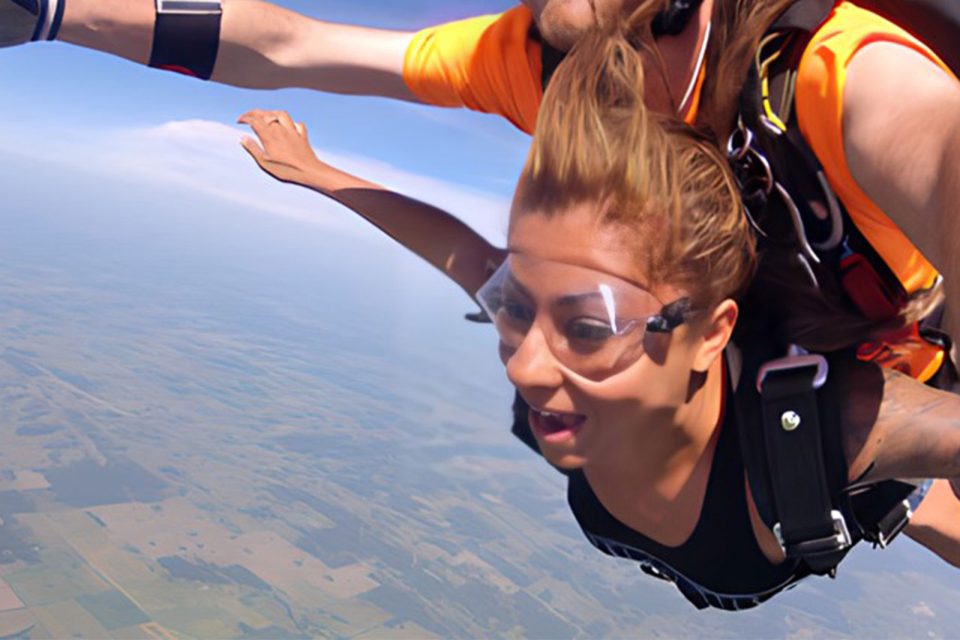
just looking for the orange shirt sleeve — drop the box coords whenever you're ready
[402,6,543,134]
[795,1,955,294]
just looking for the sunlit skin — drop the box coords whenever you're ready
[520,0,645,52]
[504,201,744,544]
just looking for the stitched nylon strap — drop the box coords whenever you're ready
[759,362,849,573]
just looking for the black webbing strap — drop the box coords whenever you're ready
[860,0,960,73]
[770,0,834,32]
[735,0,912,312]
[541,41,566,90]
[758,355,851,574]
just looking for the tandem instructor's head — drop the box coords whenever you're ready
[521,0,646,50]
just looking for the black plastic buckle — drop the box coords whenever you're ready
[773,509,852,558]
[873,499,912,549]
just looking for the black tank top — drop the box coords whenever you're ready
[511,379,807,611]
[565,386,807,610]
[510,344,919,611]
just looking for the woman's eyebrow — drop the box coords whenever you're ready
[555,291,605,307]
[503,272,533,298]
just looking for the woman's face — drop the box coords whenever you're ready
[500,202,721,470]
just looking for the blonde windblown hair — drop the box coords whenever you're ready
[515,21,757,311]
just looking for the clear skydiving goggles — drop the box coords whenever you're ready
[475,256,695,381]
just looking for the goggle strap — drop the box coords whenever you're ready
[645,297,692,333]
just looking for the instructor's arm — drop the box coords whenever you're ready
[843,43,960,342]
[59,0,418,100]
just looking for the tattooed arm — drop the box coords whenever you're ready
[834,359,960,567]
[840,363,960,485]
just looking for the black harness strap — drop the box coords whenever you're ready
[731,0,914,327]
[540,41,566,90]
[736,339,918,577]
[861,0,960,72]
[757,353,851,574]
[770,0,834,31]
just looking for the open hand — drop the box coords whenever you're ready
[238,109,327,186]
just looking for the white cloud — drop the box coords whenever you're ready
[0,118,511,245]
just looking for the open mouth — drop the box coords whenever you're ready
[529,407,586,443]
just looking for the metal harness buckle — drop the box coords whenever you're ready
[756,349,828,394]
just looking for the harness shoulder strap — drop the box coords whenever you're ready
[858,0,960,74]
[735,336,920,576]
[757,350,851,574]
[540,41,566,90]
[732,0,914,325]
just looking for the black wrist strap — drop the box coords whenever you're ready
[149,0,223,80]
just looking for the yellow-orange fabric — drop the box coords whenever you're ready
[796,1,954,294]
[403,6,543,134]
[403,6,704,133]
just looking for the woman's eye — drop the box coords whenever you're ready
[503,300,534,325]
[565,318,615,341]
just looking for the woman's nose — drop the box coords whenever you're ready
[504,325,565,391]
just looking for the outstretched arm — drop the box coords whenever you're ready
[238,109,504,298]
[55,0,417,99]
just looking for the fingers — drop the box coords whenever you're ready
[276,111,296,130]
[240,135,291,183]
[237,109,310,158]
[295,121,310,143]
[237,109,273,129]
[238,109,299,132]
[237,109,316,185]
[239,136,266,166]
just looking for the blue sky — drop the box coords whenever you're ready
[0,0,529,242]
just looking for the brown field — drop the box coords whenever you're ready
[0,577,24,612]
[0,609,37,638]
[0,470,50,493]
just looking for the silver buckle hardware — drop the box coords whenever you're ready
[756,352,828,394]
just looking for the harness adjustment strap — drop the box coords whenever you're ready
[872,498,911,548]
[758,352,852,573]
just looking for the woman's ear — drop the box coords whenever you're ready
[691,299,738,373]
